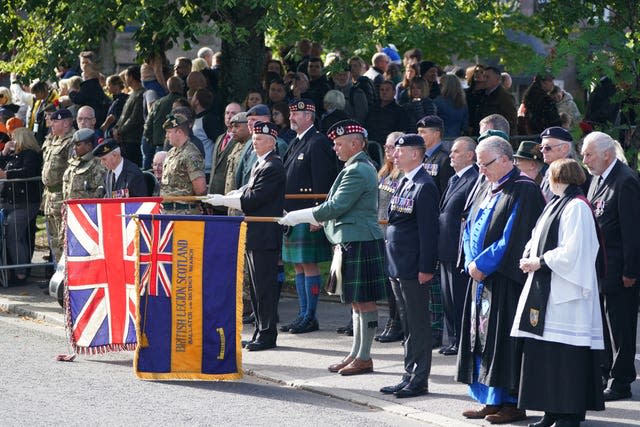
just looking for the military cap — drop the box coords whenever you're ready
[253,121,278,139]
[163,113,189,130]
[72,128,96,145]
[478,129,510,142]
[417,115,443,129]
[288,98,316,113]
[540,126,572,142]
[92,138,119,157]
[514,141,543,162]
[50,109,72,120]
[394,134,424,147]
[246,104,271,117]
[230,112,248,124]
[326,119,367,140]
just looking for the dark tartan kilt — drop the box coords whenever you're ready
[282,223,332,263]
[340,239,387,304]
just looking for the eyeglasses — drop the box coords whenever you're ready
[540,143,564,152]
[476,157,499,169]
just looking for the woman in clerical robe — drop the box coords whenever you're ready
[513,158,605,427]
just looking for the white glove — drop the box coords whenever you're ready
[203,193,242,210]
[203,194,226,206]
[278,208,319,226]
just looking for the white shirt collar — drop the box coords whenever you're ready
[456,164,473,178]
[598,158,617,182]
[296,125,313,140]
[404,163,424,183]
[114,158,124,181]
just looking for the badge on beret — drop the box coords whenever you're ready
[297,101,305,110]
[398,137,405,145]
[262,124,269,133]
[336,126,345,136]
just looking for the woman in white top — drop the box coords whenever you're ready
[513,158,605,427]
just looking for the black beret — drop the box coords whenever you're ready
[92,138,119,157]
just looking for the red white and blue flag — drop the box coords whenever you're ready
[65,198,161,354]
[138,219,174,297]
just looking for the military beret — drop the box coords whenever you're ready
[246,104,271,117]
[50,109,72,120]
[326,119,367,140]
[540,126,572,142]
[478,129,510,142]
[92,138,119,157]
[417,115,443,129]
[394,134,424,148]
[72,128,96,144]
[514,141,543,162]
[230,112,248,124]
[163,113,189,130]
[288,98,316,113]
[253,121,278,138]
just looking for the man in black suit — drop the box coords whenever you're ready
[204,121,286,351]
[583,131,640,401]
[381,134,439,398]
[417,115,454,349]
[92,138,148,197]
[438,137,478,356]
[280,98,337,334]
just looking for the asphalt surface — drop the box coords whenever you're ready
[1,278,639,426]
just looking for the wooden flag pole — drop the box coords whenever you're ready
[160,194,328,203]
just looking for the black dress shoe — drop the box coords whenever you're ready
[245,340,276,351]
[241,340,253,348]
[603,387,632,401]
[289,317,319,334]
[442,345,458,356]
[394,383,429,398]
[528,412,556,427]
[279,315,303,332]
[380,380,409,395]
[336,319,353,334]
[378,327,403,343]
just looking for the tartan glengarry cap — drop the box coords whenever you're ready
[253,121,278,138]
[288,98,316,113]
[417,115,443,129]
[50,108,73,120]
[162,113,189,130]
[92,138,119,157]
[326,119,367,140]
[394,134,424,147]
[540,126,573,142]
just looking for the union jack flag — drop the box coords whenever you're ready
[65,198,161,353]
[138,219,174,297]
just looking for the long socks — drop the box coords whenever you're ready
[304,275,322,319]
[357,310,378,361]
[294,273,306,318]
[348,311,361,358]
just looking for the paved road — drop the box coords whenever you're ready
[1,281,639,426]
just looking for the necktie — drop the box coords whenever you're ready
[105,171,115,198]
[220,132,232,151]
[396,177,409,195]
[594,176,603,194]
[450,174,460,188]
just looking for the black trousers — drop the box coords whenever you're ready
[246,249,279,344]
[390,277,432,386]
[600,285,640,390]
[440,260,468,346]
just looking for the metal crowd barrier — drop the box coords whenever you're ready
[0,176,54,287]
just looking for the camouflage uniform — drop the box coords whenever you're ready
[41,129,74,262]
[161,140,205,214]
[62,152,108,200]
[223,140,249,216]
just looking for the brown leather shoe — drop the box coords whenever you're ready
[485,406,526,424]
[462,405,501,419]
[338,358,373,376]
[328,356,354,373]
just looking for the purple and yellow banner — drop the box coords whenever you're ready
[134,215,245,380]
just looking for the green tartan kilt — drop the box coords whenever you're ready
[282,223,332,263]
[340,239,387,304]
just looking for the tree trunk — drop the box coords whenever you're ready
[219,4,266,106]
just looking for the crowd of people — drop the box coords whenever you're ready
[0,40,637,426]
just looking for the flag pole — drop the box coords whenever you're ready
[160,194,328,203]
